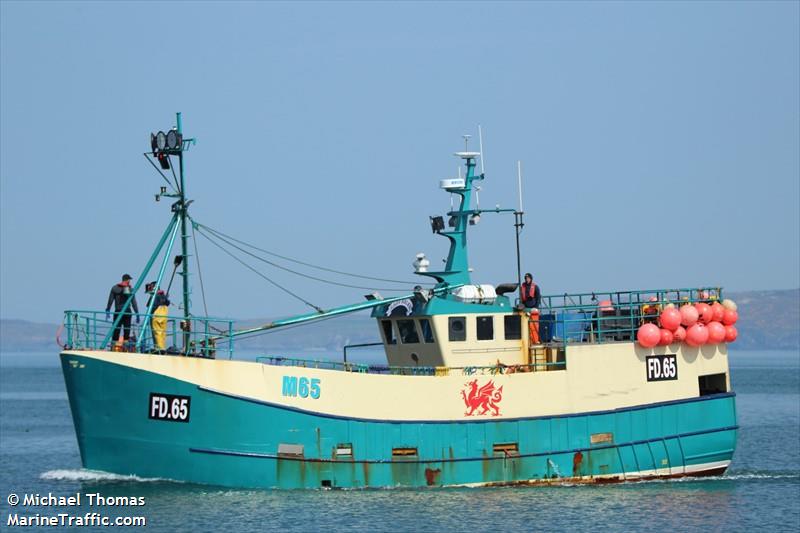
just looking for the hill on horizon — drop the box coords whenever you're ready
[1,288,797,353]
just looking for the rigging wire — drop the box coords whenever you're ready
[191,223,210,317]
[194,223,415,292]
[143,153,178,193]
[193,221,431,286]
[196,227,324,313]
[222,311,357,342]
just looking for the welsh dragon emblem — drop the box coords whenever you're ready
[461,379,503,416]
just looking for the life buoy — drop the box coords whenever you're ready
[55,324,66,349]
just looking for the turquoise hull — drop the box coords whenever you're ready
[61,353,738,489]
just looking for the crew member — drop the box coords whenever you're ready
[521,273,541,309]
[151,290,170,352]
[521,273,542,345]
[106,274,139,347]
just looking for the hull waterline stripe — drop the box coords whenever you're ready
[196,383,737,424]
[189,424,738,465]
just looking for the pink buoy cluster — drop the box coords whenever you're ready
[636,299,738,348]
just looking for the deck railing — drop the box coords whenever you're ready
[61,310,235,358]
[61,287,723,361]
[535,287,723,345]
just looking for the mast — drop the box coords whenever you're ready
[417,137,515,287]
[176,112,191,349]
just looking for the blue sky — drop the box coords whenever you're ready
[1,1,798,324]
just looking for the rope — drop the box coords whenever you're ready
[194,221,430,286]
[195,228,324,313]
[194,224,414,292]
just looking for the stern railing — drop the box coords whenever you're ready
[534,287,723,345]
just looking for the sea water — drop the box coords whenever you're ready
[0,350,798,532]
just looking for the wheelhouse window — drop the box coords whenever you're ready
[477,316,494,340]
[381,320,396,345]
[448,316,466,342]
[419,318,435,343]
[397,319,420,344]
[504,315,521,340]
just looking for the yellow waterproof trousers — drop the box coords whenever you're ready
[152,305,168,350]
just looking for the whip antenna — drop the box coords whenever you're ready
[514,160,525,304]
[478,125,485,174]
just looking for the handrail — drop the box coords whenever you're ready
[342,342,383,363]
[63,309,235,358]
[539,287,723,312]
[255,355,564,375]
[530,287,723,346]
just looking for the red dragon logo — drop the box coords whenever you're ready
[461,379,503,416]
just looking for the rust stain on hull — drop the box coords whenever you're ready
[424,467,441,486]
[572,451,583,477]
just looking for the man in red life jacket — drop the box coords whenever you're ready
[521,273,541,309]
[522,273,542,345]
[105,274,139,346]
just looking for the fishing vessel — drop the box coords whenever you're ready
[60,115,739,489]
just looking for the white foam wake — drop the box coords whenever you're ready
[40,469,175,483]
[708,472,799,481]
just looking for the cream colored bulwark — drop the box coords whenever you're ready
[63,342,730,422]
[562,342,730,414]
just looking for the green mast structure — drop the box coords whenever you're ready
[176,112,192,350]
[419,147,516,288]
[115,113,196,354]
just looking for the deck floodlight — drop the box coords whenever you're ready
[166,130,178,150]
[430,216,445,233]
[166,129,182,151]
[151,129,183,154]
[156,131,167,151]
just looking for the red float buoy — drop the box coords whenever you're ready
[722,309,738,325]
[696,302,713,324]
[673,325,687,342]
[660,307,682,331]
[724,325,738,343]
[707,321,726,344]
[680,304,699,327]
[658,328,674,346]
[711,302,724,322]
[685,323,709,347]
[637,323,661,348]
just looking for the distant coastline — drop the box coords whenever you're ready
[2,289,797,353]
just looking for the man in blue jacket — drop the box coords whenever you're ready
[106,274,139,346]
